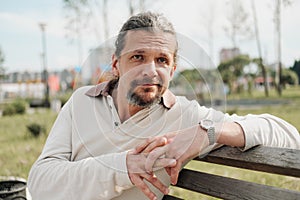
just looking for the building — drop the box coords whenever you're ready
[219,47,241,63]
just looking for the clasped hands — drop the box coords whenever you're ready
[126,125,210,200]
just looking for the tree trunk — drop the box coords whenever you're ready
[275,0,283,96]
[251,0,269,97]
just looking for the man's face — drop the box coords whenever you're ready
[113,30,177,107]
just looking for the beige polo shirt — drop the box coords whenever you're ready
[28,81,300,200]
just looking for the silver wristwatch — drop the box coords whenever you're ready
[199,119,216,145]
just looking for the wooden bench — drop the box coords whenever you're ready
[163,146,300,200]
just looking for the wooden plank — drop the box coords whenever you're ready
[197,146,300,177]
[162,195,184,200]
[175,169,300,200]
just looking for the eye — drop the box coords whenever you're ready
[157,57,169,64]
[131,55,143,61]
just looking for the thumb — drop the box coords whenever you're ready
[170,163,181,185]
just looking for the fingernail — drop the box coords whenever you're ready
[153,197,157,200]
[169,159,176,165]
[165,188,169,194]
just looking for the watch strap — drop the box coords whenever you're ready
[207,127,215,145]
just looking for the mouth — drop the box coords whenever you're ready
[140,83,158,87]
[131,78,163,89]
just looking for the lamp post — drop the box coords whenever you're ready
[39,23,50,107]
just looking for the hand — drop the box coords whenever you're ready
[126,149,176,200]
[134,135,173,154]
[144,125,209,185]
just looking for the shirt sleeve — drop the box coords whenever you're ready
[27,96,133,200]
[231,113,300,151]
[196,104,300,151]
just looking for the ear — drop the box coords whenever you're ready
[111,54,120,77]
[169,64,177,79]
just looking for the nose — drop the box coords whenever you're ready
[142,60,158,77]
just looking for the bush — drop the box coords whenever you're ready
[12,100,26,114]
[2,99,26,116]
[27,123,46,137]
[2,104,15,116]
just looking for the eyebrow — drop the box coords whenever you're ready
[130,49,171,57]
[131,49,145,54]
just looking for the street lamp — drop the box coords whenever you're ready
[39,23,50,107]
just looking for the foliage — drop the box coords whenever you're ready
[217,55,251,94]
[218,55,251,79]
[0,46,5,80]
[281,68,298,86]
[173,69,204,85]
[13,99,27,114]
[2,99,27,116]
[0,109,57,178]
[0,88,300,196]
[57,91,73,107]
[290,60,300,84]
[27,123,46,137]
[0,46,4,67]
[2,104,15,116]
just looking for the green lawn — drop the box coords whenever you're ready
[0,87,299,199]
[0,109,57,179]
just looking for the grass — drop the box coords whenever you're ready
[0,109,57,179]
[169,86,300,199]
[0,86,299,199]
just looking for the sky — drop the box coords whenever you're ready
[0,0,300,73]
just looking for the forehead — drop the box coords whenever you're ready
[121,30,177,55]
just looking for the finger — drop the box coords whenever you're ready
[153,158,176,171]
[145,146,168,173]
[131,174,157,200]
[165,167,172,176]
[143,173,169,195]
[170,162,182,185]
[134,137,155,154]
[142,137,168,153]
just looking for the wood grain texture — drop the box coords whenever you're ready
[164,146,300,199]
[176,169,300,200]
[197,146,300,177]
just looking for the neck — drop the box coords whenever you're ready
[112,87,144,123]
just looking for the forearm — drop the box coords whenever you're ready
[218,113,300,150]
[28,152,132,200]
[28,96,134,199]
[216,122,245,148]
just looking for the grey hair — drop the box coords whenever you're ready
[114,12,178,63]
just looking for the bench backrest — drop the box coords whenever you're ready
[163,146,300,200]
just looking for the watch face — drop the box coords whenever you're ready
[202,119,214,128]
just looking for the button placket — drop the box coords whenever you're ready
[107,96,120,128]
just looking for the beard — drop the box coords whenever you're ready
[127,77,166,108]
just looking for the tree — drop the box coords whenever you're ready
[0,47,5,102]
[0,46,5,81]
[290,60,300,85]
[198,1,216,61]
[273,0,292,96]
[63,0,90,65]
[224,0,253,48]
[281,68,298,86]
[251,0,269,97]
[218,55,251,94]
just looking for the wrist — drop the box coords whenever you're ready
[199,119,216,145]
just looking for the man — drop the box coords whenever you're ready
[28,12,300,200]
